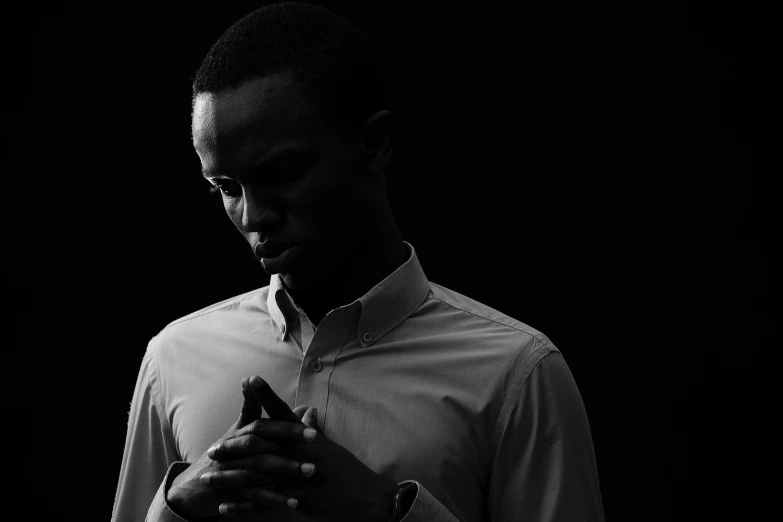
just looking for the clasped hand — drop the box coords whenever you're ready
[168,376,398,521]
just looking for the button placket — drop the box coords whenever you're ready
[295,303,359,437]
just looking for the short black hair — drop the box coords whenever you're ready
[192,1,390,140]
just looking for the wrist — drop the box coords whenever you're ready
[165,463,216,521]
[165,484,191,519]
[165,464,186,509]
[166,487,219,522]
[365,481,399,522]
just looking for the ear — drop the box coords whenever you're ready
[359,110,396,174]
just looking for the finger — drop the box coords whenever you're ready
[209,434,289,460]
[237,487,299,511]
[200,468,306,490]
[201,473,313,496]
[218,488,297,515]
[237,377,261,427]
[222,419,318,450]
[249,376,300,423]
[218,501,257,517]
[203,454,317,483]
[292,405,309,421]
[270,484,311,498]
[302,407,318,431]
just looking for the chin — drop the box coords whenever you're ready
[265,241,343,290]
[279,261,331,294]
[257,244,301,275]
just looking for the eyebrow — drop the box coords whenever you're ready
[201,146,314,180]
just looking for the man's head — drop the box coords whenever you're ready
[191,2,397,293]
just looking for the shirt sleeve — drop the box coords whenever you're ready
[488,350,606,521]
[111,341,188,522]
[398,480,459,522]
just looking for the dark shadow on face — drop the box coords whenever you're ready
[192,70,374,293]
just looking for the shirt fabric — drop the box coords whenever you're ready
[111,241,605,522]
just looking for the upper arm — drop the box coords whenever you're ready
[111,343,181,522]
[488,350,605,521]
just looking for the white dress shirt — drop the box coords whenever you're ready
[112,241,605,521]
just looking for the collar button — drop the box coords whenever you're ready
[363,332,372,342]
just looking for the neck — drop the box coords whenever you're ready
[286,218,407,327]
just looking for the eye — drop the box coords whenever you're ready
[208,180,241,198]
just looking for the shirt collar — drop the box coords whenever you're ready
[266,241,430,347]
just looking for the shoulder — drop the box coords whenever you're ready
[421,281,560,383]
[420,281,564,423]
[147,284,271,352]
[426,281,557,352]
[167,285,270,328]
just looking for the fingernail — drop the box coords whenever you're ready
[200,473,213,485]
[287,498,298,510]
[207,444,220,458]
[303,428,317,441]
[300,463,315,476]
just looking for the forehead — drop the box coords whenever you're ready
[192,72,316,153]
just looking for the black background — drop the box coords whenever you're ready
[3,0,777,520]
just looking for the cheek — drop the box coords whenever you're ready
[221,199,246,232]
[296,185,355,231]
[296,158,359,219]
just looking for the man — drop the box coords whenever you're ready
[112,2,605,521]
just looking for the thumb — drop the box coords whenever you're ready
[302,407,318,431]
[292,405,318,429]
[292,405,309,424]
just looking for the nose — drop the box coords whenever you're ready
[239,187,284,233]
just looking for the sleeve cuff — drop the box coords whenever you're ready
[396,480,459,522]
[146,461,197,522]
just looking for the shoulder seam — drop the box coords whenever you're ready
[425,294,553,347]
[163,287,269,330]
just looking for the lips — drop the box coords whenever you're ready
[254,241,291,259]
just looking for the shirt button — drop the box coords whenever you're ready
[310,358,322,373]
[363,332,372,342]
